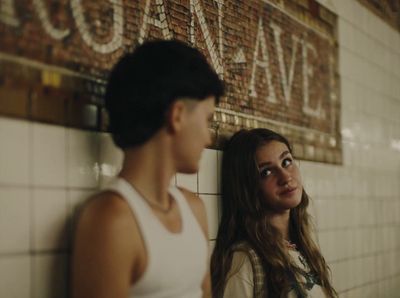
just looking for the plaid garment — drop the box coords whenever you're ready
[232,243,266,298]
[231,243,322,298]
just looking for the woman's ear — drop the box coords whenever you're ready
[165,100,186,133]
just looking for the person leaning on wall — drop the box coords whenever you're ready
[71,39,224,298]
[211,128,337,298]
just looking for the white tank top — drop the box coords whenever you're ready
[104,177,208,298]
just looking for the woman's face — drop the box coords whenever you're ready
[255,140,302,212]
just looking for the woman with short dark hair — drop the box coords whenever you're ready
[71,40,224,298]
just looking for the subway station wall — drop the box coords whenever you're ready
[0,0,341,163]
[0,0,400,297]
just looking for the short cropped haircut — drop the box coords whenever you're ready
[105,39,224,148]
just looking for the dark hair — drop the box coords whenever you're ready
[105,39,224,148]
[211,128,337,298]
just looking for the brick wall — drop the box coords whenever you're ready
[0,0,341,163]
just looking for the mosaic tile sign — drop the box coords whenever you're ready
[0,0,341,164]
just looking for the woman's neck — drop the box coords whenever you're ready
[118,138,175,207]
[268,210,291,241]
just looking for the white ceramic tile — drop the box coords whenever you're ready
[0,255,30,298]
[314,199,335,230]
[198,149,218,194]
[32,189,68,251]
[336,230,349,261]
[68,189,94,218]
[394,200,400,225]
[176,172,197,193]
[32,254,67,298]
[388,51,399,79]
[32,123,66,187]
[393,276,400,296]
[380,278,390,298]
[335,0,357,24]
[338,19,355,52]
[317,230,334,262]
[388,226,398,251]
[340,78,357,116]
[360,229,371,256]
[67,128,99,188]
[98,132,123,187]
[375,18,394,51]
[0,117,30,185]
[394,34,400,56]
[330,260,347,292]
[200,194,220,240]
[366,39,383,72]
[0,187,30,253]
[216,150,223,194]
[345,229,356,259]
[377,279,386,298]
[377,254,387,283]
[369,227,379,254]
[362,3,381,41]
[382,48,393,76]
[358,58,373,89]
[337,200,352,228]
[315,170,336,198]
[388,251,398,277]
[364,256,376,284]
[303,177,317,200]
[338,49,354,81]
[347,228,358,258]
[346,287,364,298]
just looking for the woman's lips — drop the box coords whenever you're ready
[279,187,297,196]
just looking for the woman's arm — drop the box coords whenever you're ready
[71,192,142,298]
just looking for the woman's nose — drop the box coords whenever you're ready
[277,168,292,185]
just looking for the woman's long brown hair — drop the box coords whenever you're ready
[211,129,337,297]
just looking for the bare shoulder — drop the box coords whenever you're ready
[77,191,135,234]
[177,187,208,238]
[81,191,132,218]
[74,191,143,254]
[72,191,144,297]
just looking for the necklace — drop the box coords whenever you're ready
[142,195,173,213]
[284,239,297,250]
[135,188,174,214]
[126,179,174,213]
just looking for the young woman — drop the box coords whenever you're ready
[211,128,336,298]
[71,40,224,298]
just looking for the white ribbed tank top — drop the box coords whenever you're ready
[104,177,208,298]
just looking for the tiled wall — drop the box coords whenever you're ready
[304,0,400,296]
[0,1,400,297]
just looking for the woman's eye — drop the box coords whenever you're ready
[260,168,272,178]
[282,158,293,168]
